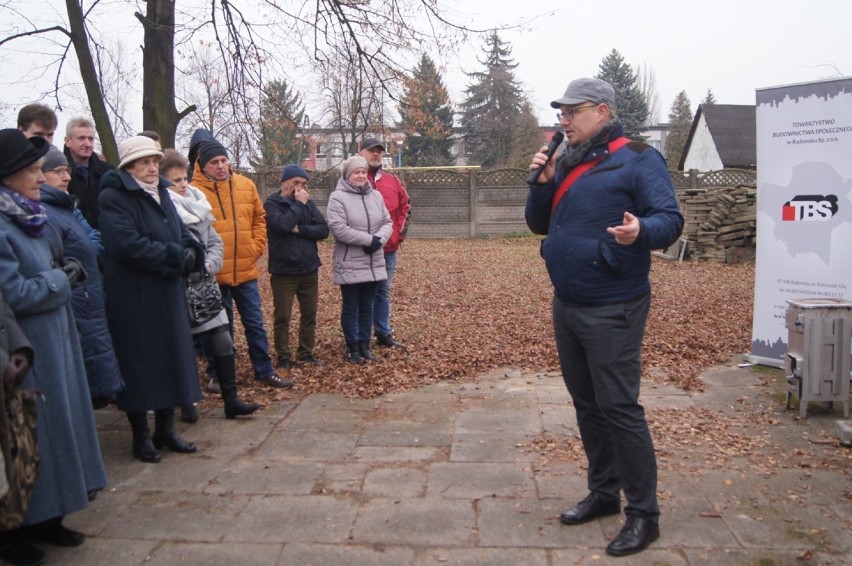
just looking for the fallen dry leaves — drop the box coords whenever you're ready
[217,237,754,406]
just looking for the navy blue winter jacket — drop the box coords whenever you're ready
[525,128,683,306]
[41,184,125,400]
[264,192,329,276]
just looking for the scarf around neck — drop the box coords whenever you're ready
[557,117,623,176]
[134,176,161,205]
[168,185,214,227]
[0,186,47,238]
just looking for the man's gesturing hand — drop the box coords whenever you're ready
[606,211,640,245]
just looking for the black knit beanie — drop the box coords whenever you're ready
[197,140,228,168]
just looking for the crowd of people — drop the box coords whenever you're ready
[0,104,410,566]
[1,74,680,563]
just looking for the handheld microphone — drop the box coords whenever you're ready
[527,131,564,184]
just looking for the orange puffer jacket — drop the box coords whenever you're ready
[191,164,267,286]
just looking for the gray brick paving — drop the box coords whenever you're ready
[42,359,851,565]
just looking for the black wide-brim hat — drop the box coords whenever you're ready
[0,129,50,180]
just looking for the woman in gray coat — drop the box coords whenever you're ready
[0,130,106,565]
[326,156,392,364]
[160,150,258,420]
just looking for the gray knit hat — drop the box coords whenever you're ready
[341,156,368,180]
[41,145,68,171]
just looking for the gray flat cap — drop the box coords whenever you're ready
[550,78,616,109]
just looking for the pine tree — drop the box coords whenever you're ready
[397,54,455,167]
[595,49,649,140]
[252,79,307,170]
[664,90,693,169]
[702,89,717,105]
[460,32,528,168]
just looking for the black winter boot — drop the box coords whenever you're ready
[359,340,377,362]
[215,354,260,419]
[126,411,161,463]
[152,408,197,453]
[346,343,365,364]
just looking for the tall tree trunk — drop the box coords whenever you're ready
[137,0,195,149]
[65,0,118,164]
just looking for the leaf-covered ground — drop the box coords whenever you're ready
[216,237,755,407]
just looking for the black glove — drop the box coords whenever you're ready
[363,235,382,254]
[182,247,197,275]
[62,257,88,288]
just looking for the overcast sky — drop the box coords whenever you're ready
[447,0,852,125]
[2,0,851,135]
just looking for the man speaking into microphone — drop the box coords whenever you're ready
[525,78,683,557]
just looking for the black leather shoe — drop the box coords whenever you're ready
[296,354,323,367]
[24,518,86,547]
[376,332,406,349]
[605,516,660,556]
[559,493,621,525]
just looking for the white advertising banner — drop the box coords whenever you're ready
[751,78,852,365]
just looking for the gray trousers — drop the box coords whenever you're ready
[552,292,659,519]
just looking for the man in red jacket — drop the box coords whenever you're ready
[359,138,411,349]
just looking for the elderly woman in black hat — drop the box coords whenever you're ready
[0,129,106,566]
[98,136,206,464]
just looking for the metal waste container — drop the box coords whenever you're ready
[784,298,851,418]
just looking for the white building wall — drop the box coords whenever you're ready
[682,114,723,170]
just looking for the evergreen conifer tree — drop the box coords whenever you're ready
[460,32,528,168]
[664,90,693,169]
[702,89,717,105]
[252,79,306,170]
[595,49,649,139]
[397,54,455,166]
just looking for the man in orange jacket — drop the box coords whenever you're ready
[191,139,291,388]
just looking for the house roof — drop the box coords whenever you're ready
[678,104,756,170]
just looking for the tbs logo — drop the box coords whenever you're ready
[781,195,838,222]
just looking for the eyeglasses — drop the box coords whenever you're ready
[556,104,599,121]
[47,166,71,176]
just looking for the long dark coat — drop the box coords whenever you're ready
[40,184,125,401]
[0,199,106,525]
[98,170,204,412]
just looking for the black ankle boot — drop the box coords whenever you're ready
[126,411,161,463]
[152,408,197,453]
[214,354,260,419]
[359,340,377,362]
[346,344,364,364]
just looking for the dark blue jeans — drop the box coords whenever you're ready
[220,279,274,379]
[372,250,397,336]
[340,282,379,348]
[552,291,659,519]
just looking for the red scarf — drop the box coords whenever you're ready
[550,137,631,213]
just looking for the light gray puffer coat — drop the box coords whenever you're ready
[327,178,392,285]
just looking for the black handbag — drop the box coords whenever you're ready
[186,270,223,328]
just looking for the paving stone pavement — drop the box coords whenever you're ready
[45,359,850,565]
